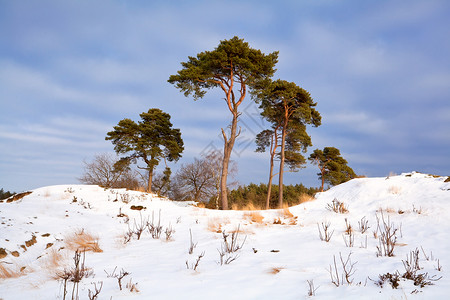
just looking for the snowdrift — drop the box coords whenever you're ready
[1,172,449,299]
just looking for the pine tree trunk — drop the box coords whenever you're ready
[147,168,153,193]
[321,175,325,192]
[219,112,238,210]
[265,154,275,210]
[278,125,287,208]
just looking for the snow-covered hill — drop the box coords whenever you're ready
[1,172,449,299]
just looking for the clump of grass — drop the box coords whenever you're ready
[268,267,284,274]
[0,262,22,279]
[326,199,348,214]
[298,193,315,204]
[388,185,401,195]
[244,212,265,224]
[231,202,263,211]
[42,249,66,272]
[207,217,230,233]
[65,229,102,253]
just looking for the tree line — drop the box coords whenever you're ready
[80,36,356,210]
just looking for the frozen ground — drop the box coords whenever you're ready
[0,172,449,299]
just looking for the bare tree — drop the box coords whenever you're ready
[172,150,237,207]
[173,158,215,202]
[79,153,135,188]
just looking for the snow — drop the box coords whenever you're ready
[1,172,449,299]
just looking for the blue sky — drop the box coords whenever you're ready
[1,0,449,192]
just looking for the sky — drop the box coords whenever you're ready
[1,0,449,193]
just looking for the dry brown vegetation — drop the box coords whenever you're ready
[42,249,66,274]
[65,229,102,253]
[388,185,401,194]
[5,191,32,203]
[0,262,28,279]
[207,217,230,233]
[231,202,263,211]
[268,267,284,274]
[297,193,315,204]
[274,208,297,225]
[243,211,265,224]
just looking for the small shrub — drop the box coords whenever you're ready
[220,225,246,253]
[373,248,442,290]
[307,279,319,296]
[217,225,246,266]
[165,224,175,241]
[317,222,334,242]
[374,272,401,289]
[328,252,357,287]
[126,278,139,293]
[188,229,197,255]
[358,216,370,233]
[326,199,348,214]
[56,250,93,300]
[375,212,398,257]
[186,251,205,271]
[104,266,130,291]
[88,281,103,300]
[147,210,163,239]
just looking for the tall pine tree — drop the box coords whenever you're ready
[254,79,321,208]
[169,36,278,210]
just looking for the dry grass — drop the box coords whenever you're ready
[0,262,26,279]
[275,207,297,225]
[377,207,397,214]
[281,207,294,218]
[207,217,230,233]
[243,212,265,224]
[5,191,32,203]
[43,189,51,198]
[388,185,401,195]
[134,186,147,193]
[196,202,206,208]
[42,249,65,270]
[268,267,284,274]
[298,193,315,204]
[231,202,263,211]
[65,229,103,253]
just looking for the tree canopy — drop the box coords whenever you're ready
[105,108,184,193]
[308,147,356,191]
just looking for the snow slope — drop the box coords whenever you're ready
[0,172,449,299]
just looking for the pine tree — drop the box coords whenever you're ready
[105,108,184,193]
[308,147,356,192]
[254,79,321,208]
[169,36,278,209]
[255,127,280,209]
